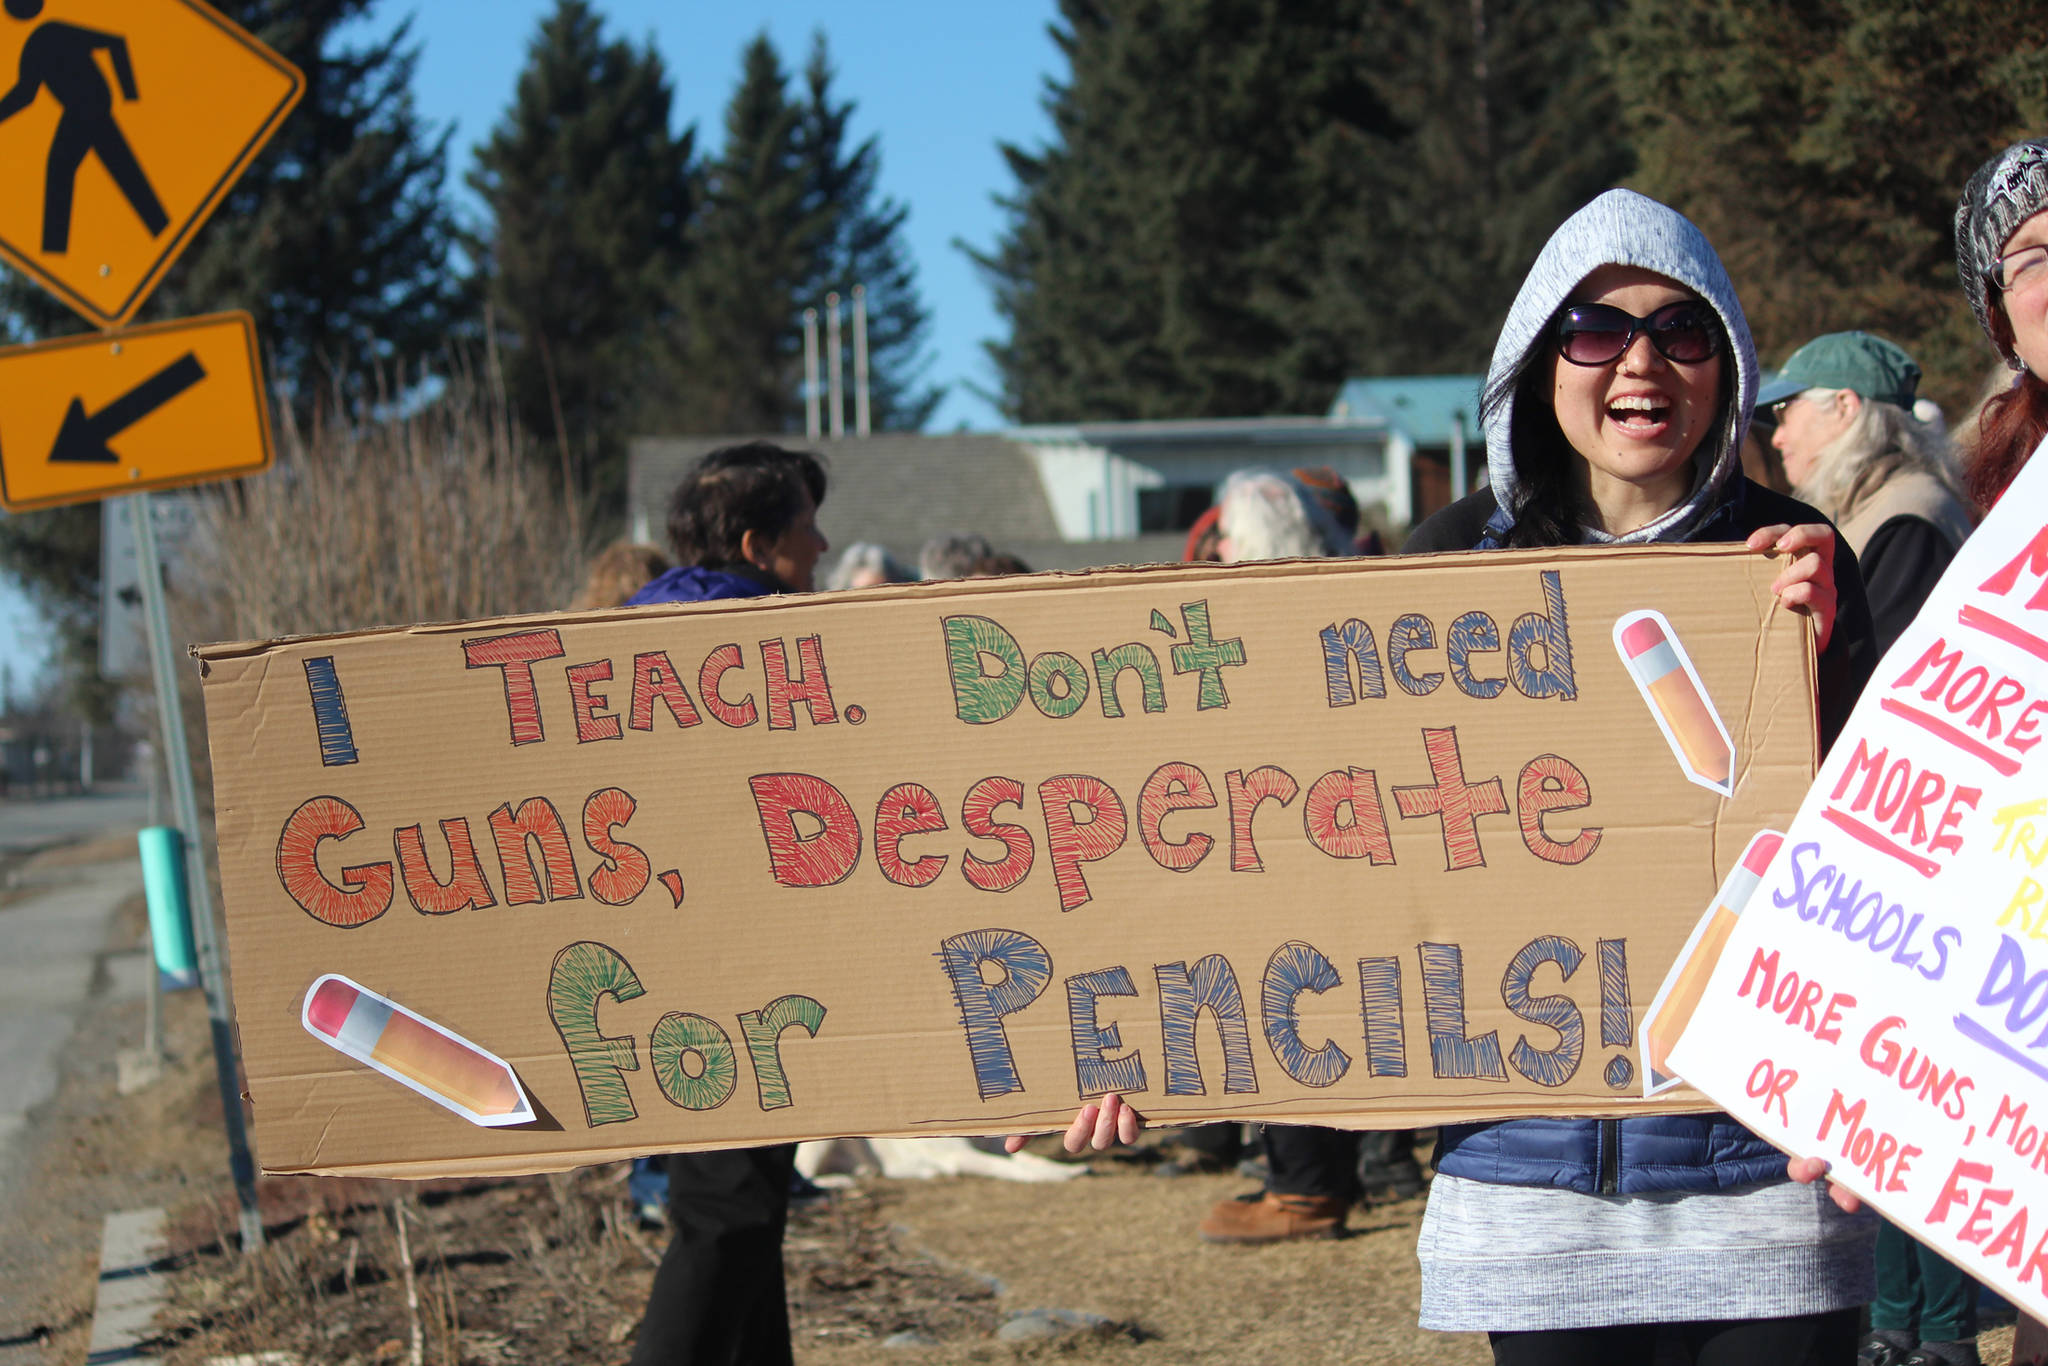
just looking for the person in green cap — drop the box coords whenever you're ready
[1759,331,1974,654]
[1767,332,1979,1366]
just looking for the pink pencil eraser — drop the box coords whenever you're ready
[1620,617,1666,657]
[1742,832,1783,874]
[306,977,359,1037]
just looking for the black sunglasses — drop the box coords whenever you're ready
[1556,301,1722,367]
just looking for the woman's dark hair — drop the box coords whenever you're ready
[1488,360,1592,548]
[1967,371,2048,510]
[1480,302,1735,549]
[665,441,827,569]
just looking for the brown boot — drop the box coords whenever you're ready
[1198,1190,1346,1244]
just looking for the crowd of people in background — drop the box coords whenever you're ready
[576,133,2048,1366]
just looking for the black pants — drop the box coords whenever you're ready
[1264,1124,1359,1199]
[1489,1308,1861,1366]
[1172,1121,1246,1162]
[630,1144,797,1366]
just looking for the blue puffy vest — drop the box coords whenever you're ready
[1430,474,1812,1197]
[1434,1116,1789,1195]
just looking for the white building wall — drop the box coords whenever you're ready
[1384,431,1415,530]
[1016,433,1395,542]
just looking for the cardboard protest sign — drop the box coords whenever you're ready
[1667,452,2048,1318]
[195,546,1816,1178]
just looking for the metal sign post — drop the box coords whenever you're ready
[0,0,300,1252]
[129,488,262,1249]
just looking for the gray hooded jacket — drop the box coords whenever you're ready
[1480,189,1760,546]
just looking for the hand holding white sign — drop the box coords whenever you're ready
[1669,439,2048,1317]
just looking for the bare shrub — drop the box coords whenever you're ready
[188,356,587,644]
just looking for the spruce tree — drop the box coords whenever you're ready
[1308,0,1632,376]
[467,0,696,505]
[1609,0,2048,411]
[979,0,1400,422]
[665,34,819,434]
[666,31,938,434]
[156,2,463,410]
[978,0,1633,423]
[795,35,940,431]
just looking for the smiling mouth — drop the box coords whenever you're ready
[1608,396,1671,430]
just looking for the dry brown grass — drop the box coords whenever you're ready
[186,356,587,645]
[8,967,2027,1366]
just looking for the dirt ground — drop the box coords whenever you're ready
[0,837,2024,1366]
[0,942,1479,1366]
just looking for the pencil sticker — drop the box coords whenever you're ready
[302,973,535,1127]
[1613,610,1735,796]
[1639,829,1783,1094]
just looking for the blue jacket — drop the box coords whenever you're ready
[1430,1114,1792,1195]
[1404,494,1878,1195]
[1407,481,1876,1194]
[1402,201,1878,1197]
[624,564,778,607]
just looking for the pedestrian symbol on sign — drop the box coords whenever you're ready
[0,0,170,254]
[0,0,301,329]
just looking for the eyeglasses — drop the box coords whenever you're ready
[1761,389,1810,421]
[1555,301,1722,367]
[1990,244,2048,293]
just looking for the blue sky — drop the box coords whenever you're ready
[0,0,1064,689]
[354,0,1061,430]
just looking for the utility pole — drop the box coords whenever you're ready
[803,308,821,438]
[825,292,845,438]
[852,284,870,437]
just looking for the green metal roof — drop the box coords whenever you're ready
[1331,376,1485,446]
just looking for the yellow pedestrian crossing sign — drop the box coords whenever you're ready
[0,310,274,511]
[0,0,302,328]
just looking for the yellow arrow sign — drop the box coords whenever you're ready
[0,0,302,329]
[0,310,273,511]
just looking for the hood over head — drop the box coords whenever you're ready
[1482,189,1758,544]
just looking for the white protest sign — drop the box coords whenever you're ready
[1668,444,2048,1316]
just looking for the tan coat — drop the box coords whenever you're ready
[1834,470,1974,559]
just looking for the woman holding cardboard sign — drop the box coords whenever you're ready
[1025,191,1881,1364]
[1403,188,1880,1366]
[625,440,829,1366]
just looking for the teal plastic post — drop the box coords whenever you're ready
[137,826,198,989]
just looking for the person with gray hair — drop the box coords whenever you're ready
[1211,468,1350,562]
[918,532,995,581]
[824,541,913,591]
[1761,331,1973,655]
[1195,466,1402,1248]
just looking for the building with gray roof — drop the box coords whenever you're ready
[627,412,1394,576]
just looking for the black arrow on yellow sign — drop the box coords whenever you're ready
[48,351,207,464]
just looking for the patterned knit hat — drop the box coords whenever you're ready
[1955,138,2048,371]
